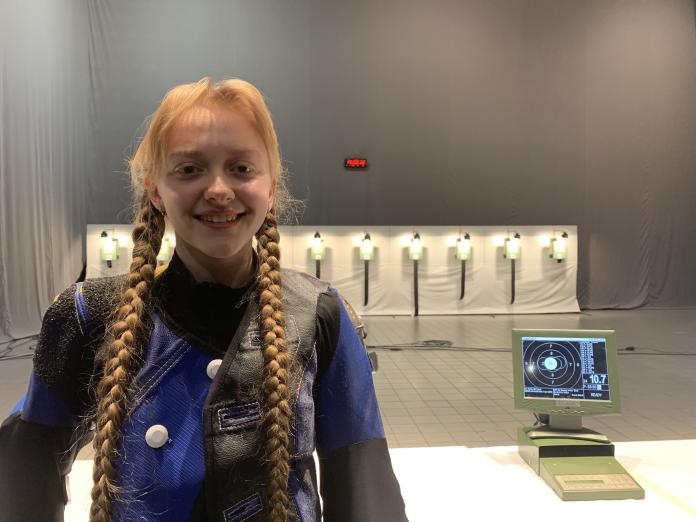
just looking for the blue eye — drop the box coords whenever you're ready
[173,164,202,176]
[233,164,255,176]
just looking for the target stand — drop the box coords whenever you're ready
[512,329,644,502]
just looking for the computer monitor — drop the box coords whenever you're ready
[512,329,621,431]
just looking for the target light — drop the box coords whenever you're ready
[504,233,521,304]
[157,237,173,264]
[311,232,325,260]
[409,233,422,316]
[409,233,422,260]
[504,233,521,259]
[360,234,374,261]
[100,230,119,268]
[551,232,568,263]
[456,233,471,301]
[455,233,472,261]
[361,234,373,306]
[311,232,326,279]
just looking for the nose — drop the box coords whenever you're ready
[204,171,235,204]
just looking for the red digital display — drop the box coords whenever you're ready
[344,158,368,169]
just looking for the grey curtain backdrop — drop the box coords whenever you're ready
[0,0,91,340]
[1,0,695,339]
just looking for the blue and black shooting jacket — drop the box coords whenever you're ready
[0,253,407,521]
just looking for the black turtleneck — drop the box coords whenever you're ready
[150,252,257,356]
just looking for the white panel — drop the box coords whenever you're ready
[86,225,579,315]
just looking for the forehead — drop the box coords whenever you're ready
[165,102,265,155]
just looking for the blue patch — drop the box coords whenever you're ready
[21,371,78,427]
[9,394,26,416]
[223,493,263,522]
[74,282,91,335]
[293,495,306,522]
[288,455,318,522]
[218,403,261,431]
[111,313,213,522]
[316,296,385,454]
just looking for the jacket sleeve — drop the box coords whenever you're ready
[0,285,94,522]
[314,290,408,522]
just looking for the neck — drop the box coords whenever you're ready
[174,239,256,288]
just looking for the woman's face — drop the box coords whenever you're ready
[148,102,276,263]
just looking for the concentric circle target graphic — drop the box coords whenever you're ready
[523,340,582,389]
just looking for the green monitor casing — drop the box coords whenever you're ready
[512,329,621,427]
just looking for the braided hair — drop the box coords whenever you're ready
[256,209,292,521]
[88,78,296,521]
[89,197,165,521]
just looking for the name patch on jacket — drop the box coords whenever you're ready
[223,493,263,522]
[218,402,261,431]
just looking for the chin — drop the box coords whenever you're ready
[177,229,254,261]
[200,245,248,260]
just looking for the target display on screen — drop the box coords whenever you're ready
[521,337,610,401]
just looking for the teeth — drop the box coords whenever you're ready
[200,215,238,223]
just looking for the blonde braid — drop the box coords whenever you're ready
[89,197,165,522]
[256,209,292,522]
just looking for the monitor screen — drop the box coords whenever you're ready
[512,329,621,418]
[521,336,610,401]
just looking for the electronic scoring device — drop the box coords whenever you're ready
[512,329,644,501]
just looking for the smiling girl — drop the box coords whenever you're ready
[0,78,407,522]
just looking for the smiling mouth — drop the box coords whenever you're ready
[196,214,243,223]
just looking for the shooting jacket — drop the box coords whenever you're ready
[0,254,407,522]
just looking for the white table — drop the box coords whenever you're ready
[66,439,696,521]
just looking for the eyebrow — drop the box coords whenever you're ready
[167,148,259,159]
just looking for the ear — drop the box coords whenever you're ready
[145,179,163,212]
[267,178,277,211]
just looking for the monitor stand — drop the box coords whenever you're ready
[527,414,610,443]
[518,415,644,501]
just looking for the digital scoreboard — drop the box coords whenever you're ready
[344,158,368,169]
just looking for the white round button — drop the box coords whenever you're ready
[207,359,223,379]
[145,424,169,448]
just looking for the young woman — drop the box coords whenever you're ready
[0,78,407,522]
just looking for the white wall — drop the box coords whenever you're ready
[87,224,579,315]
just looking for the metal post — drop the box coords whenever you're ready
[414,259,419,316]
[364,259,369,306]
